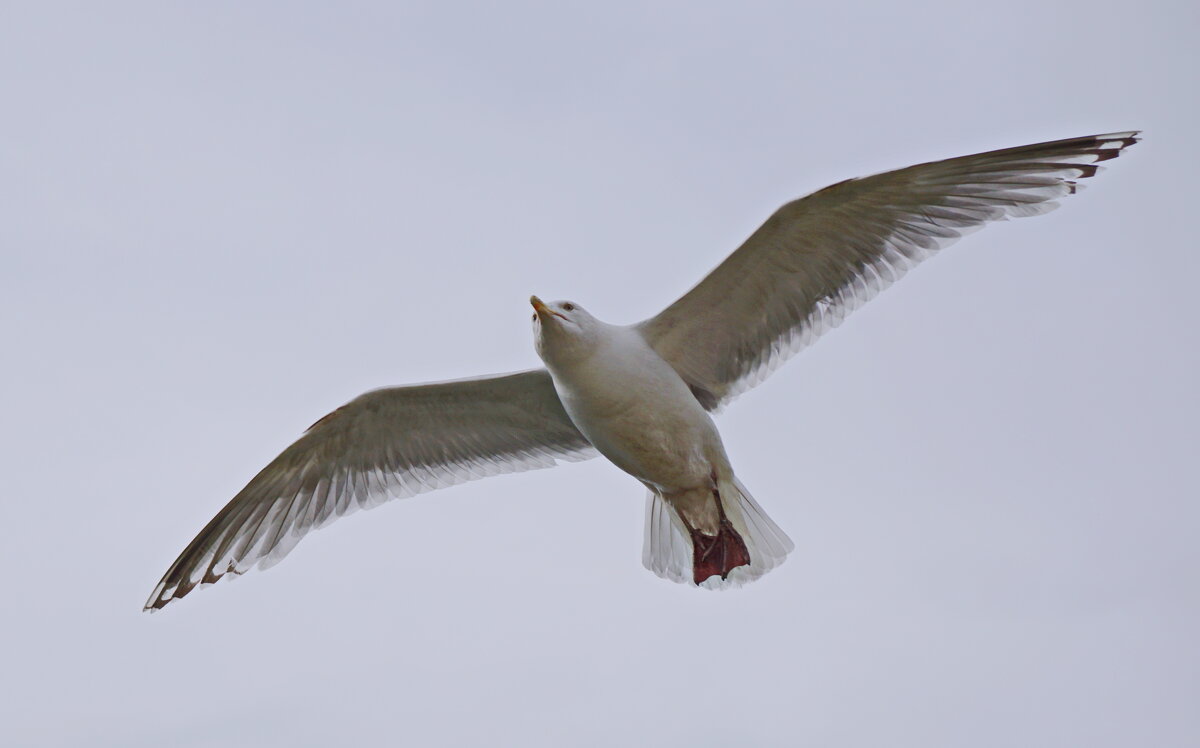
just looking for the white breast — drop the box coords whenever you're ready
[545,324,726,492]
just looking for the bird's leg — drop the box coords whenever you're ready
[670,474,751,584]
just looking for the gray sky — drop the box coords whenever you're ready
[3,2,1197,746]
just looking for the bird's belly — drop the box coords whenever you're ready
[555,365,721,491]
[581,405,712,489]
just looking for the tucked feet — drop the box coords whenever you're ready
[689,509,751,584]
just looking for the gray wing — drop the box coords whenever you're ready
[145,369,594,611]
[638,132,1140,410]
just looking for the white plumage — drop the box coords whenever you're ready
[145,131,1138,611]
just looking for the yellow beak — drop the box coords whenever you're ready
[530,295,566,320]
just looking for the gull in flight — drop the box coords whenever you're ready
[145,132,1139,611]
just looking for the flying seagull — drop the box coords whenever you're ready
[145,131,1139,611]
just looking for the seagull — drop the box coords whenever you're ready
[145,131,1139,611]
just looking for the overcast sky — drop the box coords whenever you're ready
[2,2,1197,746]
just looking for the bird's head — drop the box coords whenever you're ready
[530,295,601,366]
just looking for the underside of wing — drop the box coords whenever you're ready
[638,132,1140,409]
[145,369,595,611]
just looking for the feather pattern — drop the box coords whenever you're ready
[638,132,1140,409]
[145,369,595,610]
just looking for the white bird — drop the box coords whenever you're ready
[145,132,1139,611]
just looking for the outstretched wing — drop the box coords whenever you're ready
[638,132,1140,409]
[145,369,594,610]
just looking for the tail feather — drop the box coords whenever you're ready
[642,477,793,589]
[729,477,794,565]
[643,491,692,584]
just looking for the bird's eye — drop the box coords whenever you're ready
[531,313,537,321]
[562,303,575,311]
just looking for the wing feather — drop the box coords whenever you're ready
[145,368,594,610]
[638,132,1139,409]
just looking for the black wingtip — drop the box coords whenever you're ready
[1090,131,1141,162]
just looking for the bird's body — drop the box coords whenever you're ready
[532,301,770,583]
[539,313,721,497]
[145,131,1140,611]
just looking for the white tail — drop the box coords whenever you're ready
[642,477,793,589]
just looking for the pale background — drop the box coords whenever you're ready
[2,2,1196,746]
